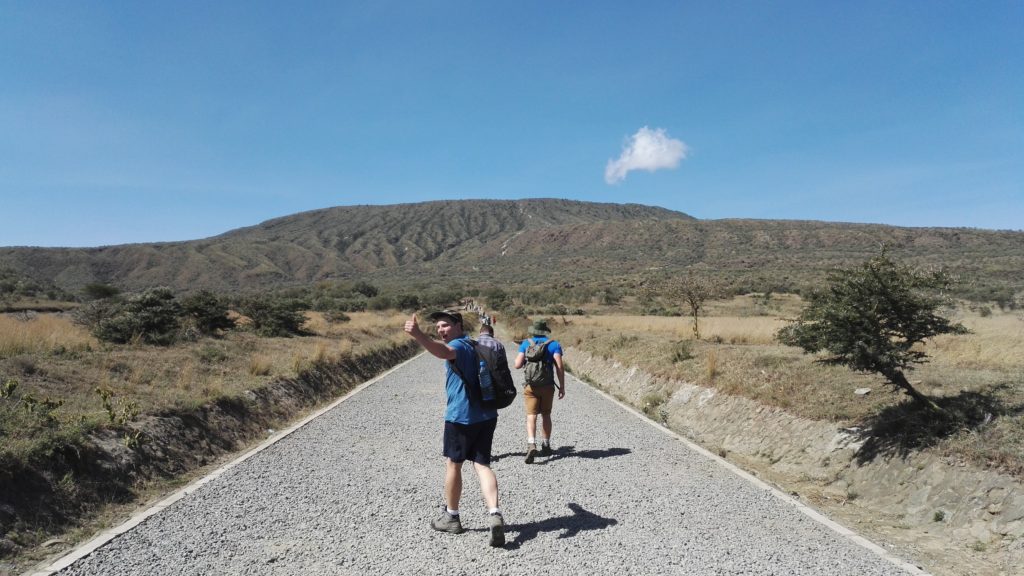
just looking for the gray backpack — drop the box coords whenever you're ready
[523,338,555,387]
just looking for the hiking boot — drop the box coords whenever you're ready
[488,513,505,547]
[525,443,537,464]
[431,510,464,534]
[540,443,553,457]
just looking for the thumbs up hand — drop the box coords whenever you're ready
[404,314,422,338]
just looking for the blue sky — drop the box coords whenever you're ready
[2,1,1022,247]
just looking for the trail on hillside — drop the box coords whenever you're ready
[50,351,920,575]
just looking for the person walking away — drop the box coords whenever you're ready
[514,319,565,463]
[404,310,505,547]
[476,320,505,358]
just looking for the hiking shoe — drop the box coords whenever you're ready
[431,510,464,534]
[540,443,553,457]
[488,513,505,547]
[525,443,537,464]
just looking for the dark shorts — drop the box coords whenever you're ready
[443,418,498,465]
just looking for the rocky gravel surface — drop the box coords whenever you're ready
[51,351,924,575]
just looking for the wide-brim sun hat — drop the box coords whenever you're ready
[529,319,551,335]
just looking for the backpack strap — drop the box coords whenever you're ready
[532,339,552,361]
[447,341,482,406]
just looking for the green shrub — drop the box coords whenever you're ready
[82,283,120,301]
[367,294,394,310]
[77,287,182,345]
[601,289,623,305]
[238,294,306,337]
[196,345,229,363]
[180,290,235,335]
[1,378,65,438]
[484,288,511,311]
[352,280,379,298]
[394,293,421,311]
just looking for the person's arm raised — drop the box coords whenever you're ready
[404,314,456,360]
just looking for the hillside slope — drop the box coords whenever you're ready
[1,199,1022,295]
[0,200,690,291]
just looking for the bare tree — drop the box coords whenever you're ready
[643,272,721,340]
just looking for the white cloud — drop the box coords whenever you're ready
[604,126,689,184]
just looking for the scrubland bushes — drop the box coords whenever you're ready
[75,287,234,345]
[73,288,305,343]
[66,280,457,345]
[181,291,236,335]
[0,268,74,304]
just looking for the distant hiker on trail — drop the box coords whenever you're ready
[403,310,505,547]
[514,318,565,464]
[476,318,505,358]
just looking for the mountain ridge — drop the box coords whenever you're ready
[1,199,1022,296]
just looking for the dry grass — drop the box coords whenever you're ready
[704,292,806,318]
[304,310,409,343]
[559,305,1021,416]
[248,353,273,376]
[926,313,1024,371]
[554,302,1024,477]
[1,310,410,448]
[564,314,785,345]
[0,313,97,358]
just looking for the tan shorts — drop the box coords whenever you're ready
[523,385,555,416]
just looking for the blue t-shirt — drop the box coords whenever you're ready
[518,335,563,360]
[445,337,498,425]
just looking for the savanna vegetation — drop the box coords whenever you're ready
[486,262,1024,480]
[0,279,443,572]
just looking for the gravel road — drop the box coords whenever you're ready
[49,351,925,576]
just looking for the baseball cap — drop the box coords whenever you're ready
[427,309,463,325]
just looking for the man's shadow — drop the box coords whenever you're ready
[493,445,630,464]
[479,503,616,549]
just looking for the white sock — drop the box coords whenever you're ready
[527,437,536,445]
[446,508,459,516]
[488,507,501,515]
[541,437,550,446]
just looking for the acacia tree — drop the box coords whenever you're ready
[644,272,721,339]
[777,251,967,413]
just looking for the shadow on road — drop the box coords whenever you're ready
[500,503,618,549]
[493,445,631,464]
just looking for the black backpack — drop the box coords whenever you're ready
[449,340,517,410]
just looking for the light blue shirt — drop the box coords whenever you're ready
[517,335,563,359]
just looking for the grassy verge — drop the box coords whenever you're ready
[0,310,414,570]
[526,295,1024,478]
